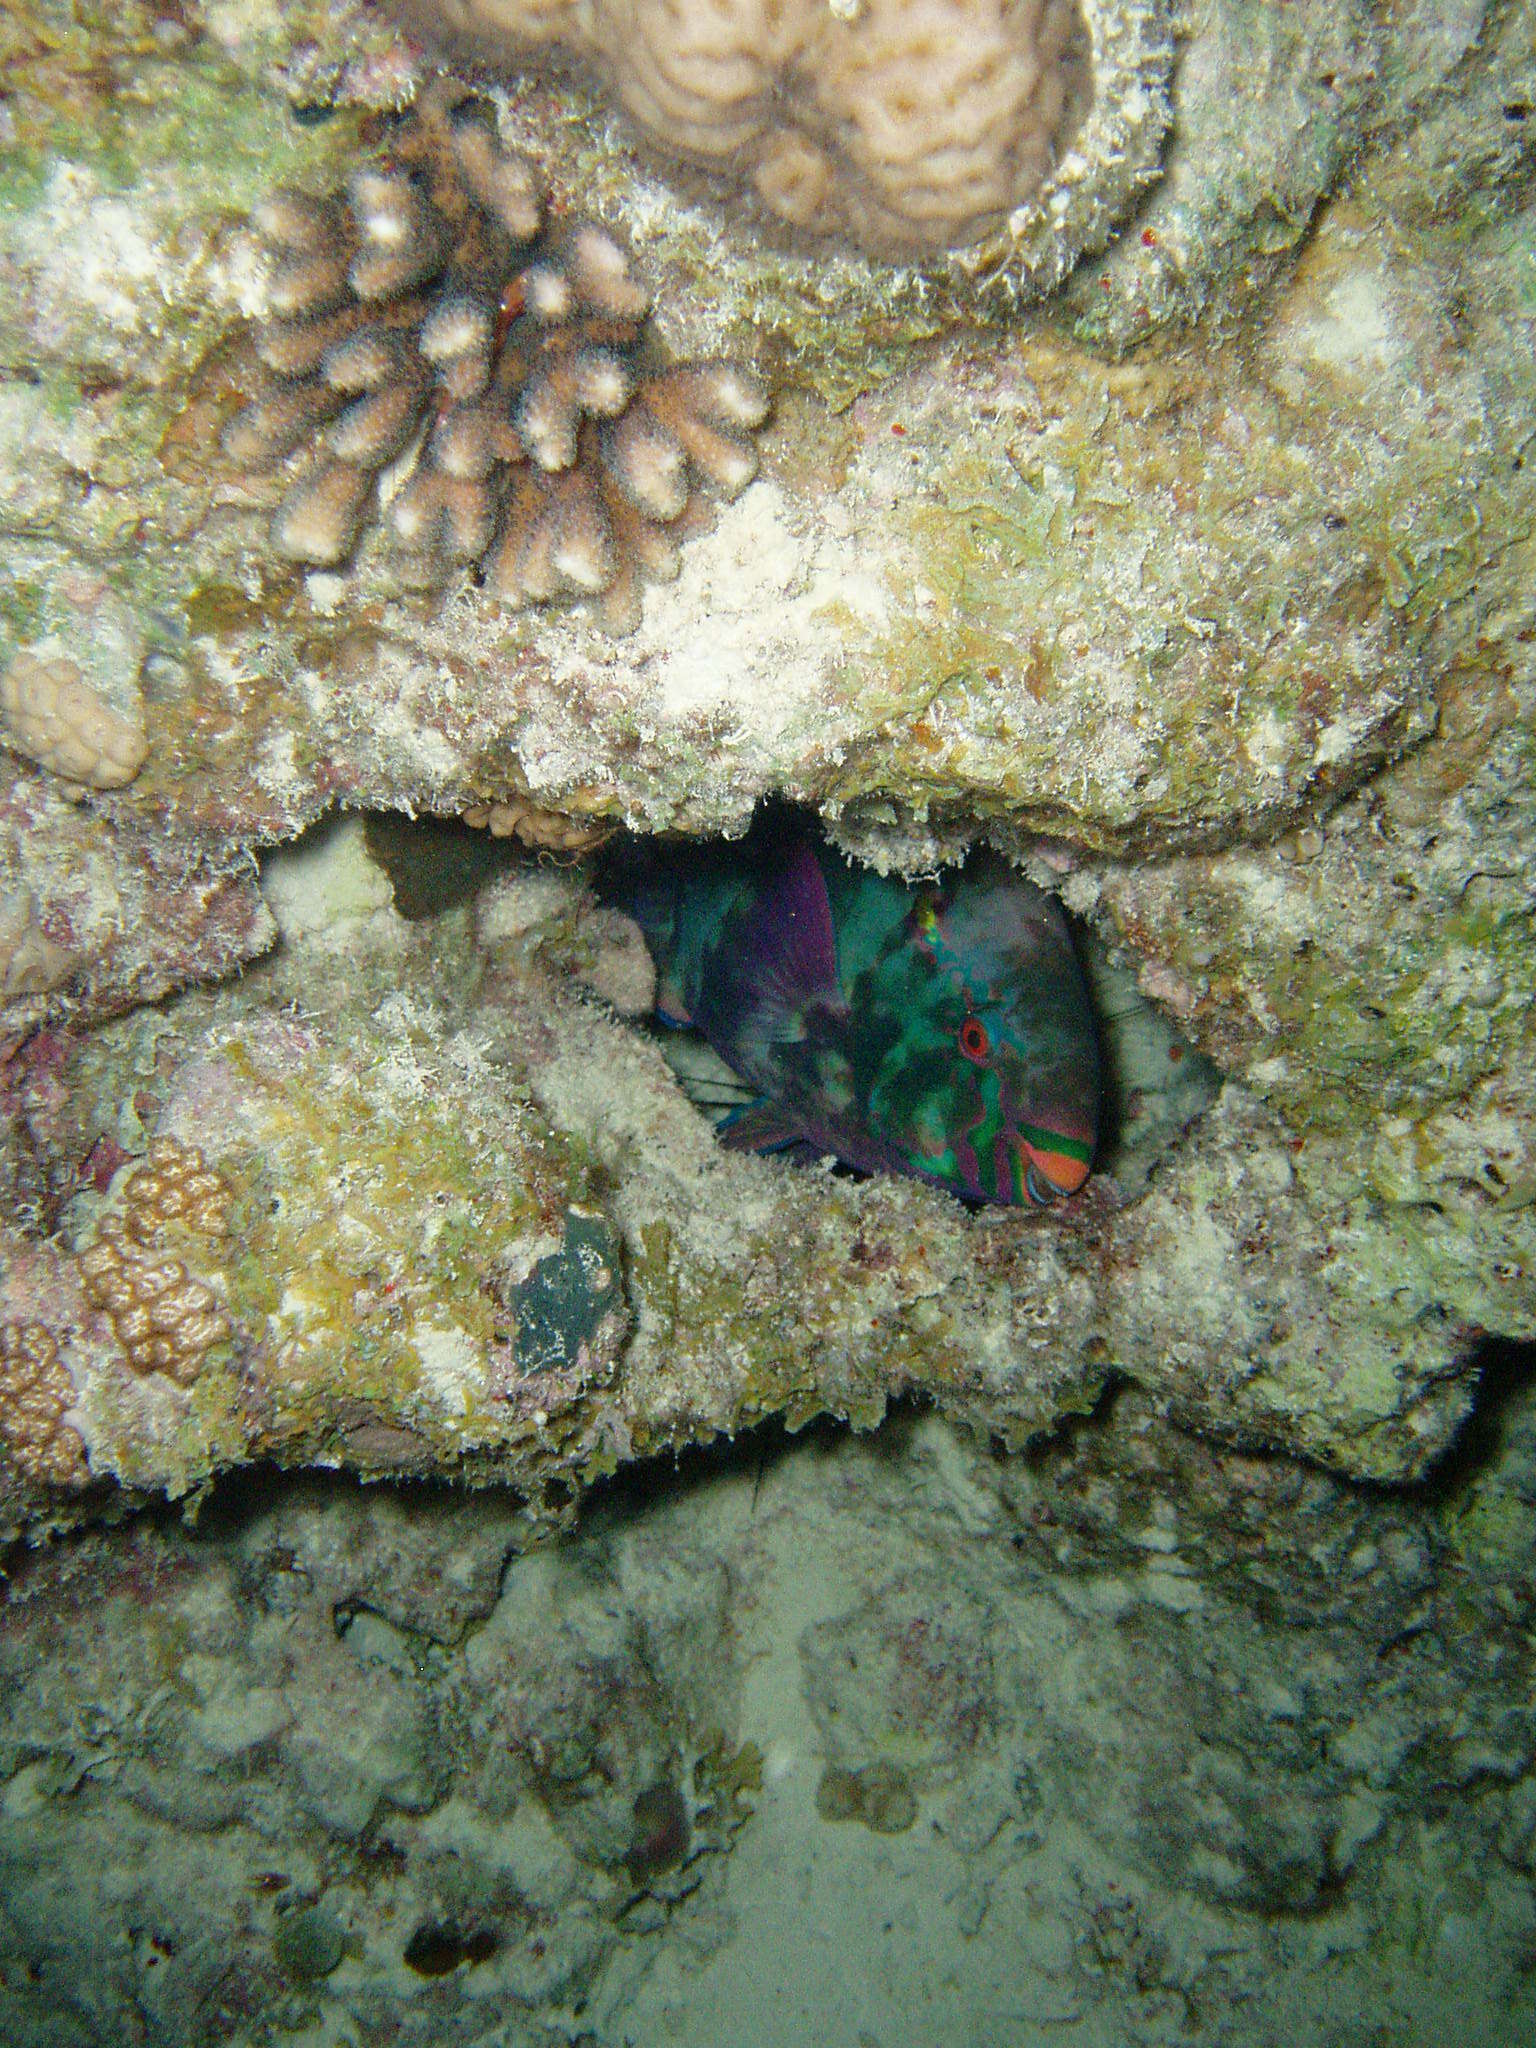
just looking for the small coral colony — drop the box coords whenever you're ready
[388,0,1091,258]
[224,84,770,632]
[220,14,1103,1206]
[226,2,1105,630]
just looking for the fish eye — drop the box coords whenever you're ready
[958,1016,991,1062]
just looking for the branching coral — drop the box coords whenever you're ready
[388,0,1170,272]
[1,650,147,790]
[223,85,770,631]
[0,1321,90,1490]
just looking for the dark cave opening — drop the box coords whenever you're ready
[351,800,1221,1204]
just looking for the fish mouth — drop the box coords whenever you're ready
[1018,1134,1093,1204]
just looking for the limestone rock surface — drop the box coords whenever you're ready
[0,0,1532,1523]
[2,1396,1534,2044]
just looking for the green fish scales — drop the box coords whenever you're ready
[606,820,1100,1207]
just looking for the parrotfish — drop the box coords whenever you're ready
[603,819,1100,1206]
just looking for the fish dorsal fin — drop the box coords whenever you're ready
[693,842,845,1057]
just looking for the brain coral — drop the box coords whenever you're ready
[390,0,1175,274]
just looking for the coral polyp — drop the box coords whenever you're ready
[120,1136,233,1246]
[0,1321,90,1492]
[77,1220,233,1385]
[73,1141,238,1387]
[223,86,770,631]
[1,649,147,791]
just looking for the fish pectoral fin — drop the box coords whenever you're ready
[717,1098,819,1157]
[657,1031,754,1110]
[695,843,845,1057]
[654,965,694,1029]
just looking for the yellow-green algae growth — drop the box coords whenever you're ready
[1,0,1534,1536]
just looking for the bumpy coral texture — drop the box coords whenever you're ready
[390,0,1092,256]
[1,650,147,790]
[120,1136,233,1245]
[75,1139,235,1385]
[0,1322,90,1490]
[224,86,769,632]
[462,795,614,851]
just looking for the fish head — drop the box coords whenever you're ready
[869,864,1100,1207]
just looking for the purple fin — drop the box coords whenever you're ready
[694,844,844,1058]
[718,1099,821,1157]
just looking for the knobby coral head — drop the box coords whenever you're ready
[220,83,770,632]
[393,0,1095,257]
[389,0,1175,281]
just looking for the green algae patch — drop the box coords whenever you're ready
[201,1018,584,1456]
[838,307,1464,852]
[0,10,364,383]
